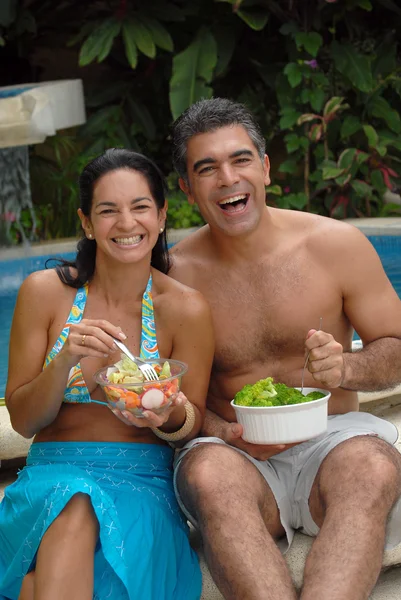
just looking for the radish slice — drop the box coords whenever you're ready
[141,388,165,410]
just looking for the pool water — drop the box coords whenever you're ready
[0,252,76,397]
[1,236,401,397]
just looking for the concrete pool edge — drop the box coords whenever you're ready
[0,227,201,261]
[1,218,401,261]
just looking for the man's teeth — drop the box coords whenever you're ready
[219,195,247,205]
[114,235,142,245]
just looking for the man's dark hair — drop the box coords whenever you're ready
[171,97,266,182]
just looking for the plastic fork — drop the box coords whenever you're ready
[112,338,159,381]
[301,317,323,393]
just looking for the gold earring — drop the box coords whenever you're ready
[88,233,92,239]
[159,228,164,233]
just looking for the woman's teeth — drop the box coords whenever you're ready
[114,235,143,245]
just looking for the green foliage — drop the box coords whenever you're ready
[3,0,401,242]
[169,27,218,120]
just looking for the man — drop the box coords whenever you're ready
[168,97,401,600]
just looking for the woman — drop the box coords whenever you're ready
[0,149,214,600]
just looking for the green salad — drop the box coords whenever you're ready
[233,377,326,407]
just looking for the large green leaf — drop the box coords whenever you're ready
[322,166,346,180]
[214,26,237,77]
[97,20,121,63]
[372,38,396,78]
[340,115,362,138]
[131,19,156,58]
[370,169,387,195]
[368,96,401,133]
[169,29,217,120]
[278,159,299,174]
[122,21,138,69]
[141,16,173,52]
[363,124,378,148]
[279,108,302,129]
[294,32,323,57]
[351,180,373,197]
[330,41,373,93]
[338,148,357,169]
[237,9,268,31]
[309,88,325,112]
[284,63,302,88]
[323,96,346,118]
[79,22,116,67]
[288,192,308,210]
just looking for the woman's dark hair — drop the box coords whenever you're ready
[54,148,170,288]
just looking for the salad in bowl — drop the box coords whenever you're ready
[94,354,187,417]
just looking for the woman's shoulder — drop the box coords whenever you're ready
[18,268,75,306]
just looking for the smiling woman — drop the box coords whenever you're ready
[0,148,214,600]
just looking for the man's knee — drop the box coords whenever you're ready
[320,436,401,508]
[177,443,262,514]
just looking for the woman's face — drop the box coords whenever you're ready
[79,168,166,264]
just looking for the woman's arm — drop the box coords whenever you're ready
[6,270,127,438]
[6,271,73,437]
[158,288,214,443]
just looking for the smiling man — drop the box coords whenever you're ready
[168,98,401,600]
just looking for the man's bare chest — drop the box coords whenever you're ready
[196,261,343,373]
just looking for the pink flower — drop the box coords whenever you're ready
[284,186,291,193]
[304,59,318,69]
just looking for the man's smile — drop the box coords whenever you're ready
[218,193,250,213]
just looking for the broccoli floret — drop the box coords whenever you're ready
[274,383,306,405]
[233,379,324,407]
[234,377,277,406]
[306,391,326,401]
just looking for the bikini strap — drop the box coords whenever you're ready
[65,283,89,325]
[140,273,160,360]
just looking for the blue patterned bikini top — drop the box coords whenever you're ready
[43,273,160,404]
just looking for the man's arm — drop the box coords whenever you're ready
[306,224,401,391]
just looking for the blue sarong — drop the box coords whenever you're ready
[0,442,201,600]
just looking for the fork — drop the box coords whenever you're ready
[301,317,323,393]
[112,338,159,381]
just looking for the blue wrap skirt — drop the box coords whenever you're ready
[0,441,201,600]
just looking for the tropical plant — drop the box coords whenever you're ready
[2,0,401,241]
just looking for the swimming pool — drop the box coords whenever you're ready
[1,235,401,397]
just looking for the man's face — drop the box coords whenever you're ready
[180,125,270,237]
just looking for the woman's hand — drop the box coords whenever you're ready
[57,319,127,369]
[109,391,187,428]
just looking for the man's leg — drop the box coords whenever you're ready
[33,493,99,600]
[301,436,401,600]
[177,443,297,600]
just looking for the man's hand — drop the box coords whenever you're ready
[306,328,345,388]
[224,422,300,461]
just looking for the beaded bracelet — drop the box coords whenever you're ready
[151,401,196,442]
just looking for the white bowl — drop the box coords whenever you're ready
[230,387,331,444]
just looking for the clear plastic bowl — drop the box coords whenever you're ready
[230,387,331,444]
[94,358,188,417]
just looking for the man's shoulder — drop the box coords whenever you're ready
[278,209,365,245]
[169,225,211,277]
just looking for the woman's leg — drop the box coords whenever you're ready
[34,493,99,600]
[18,571,34,600]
